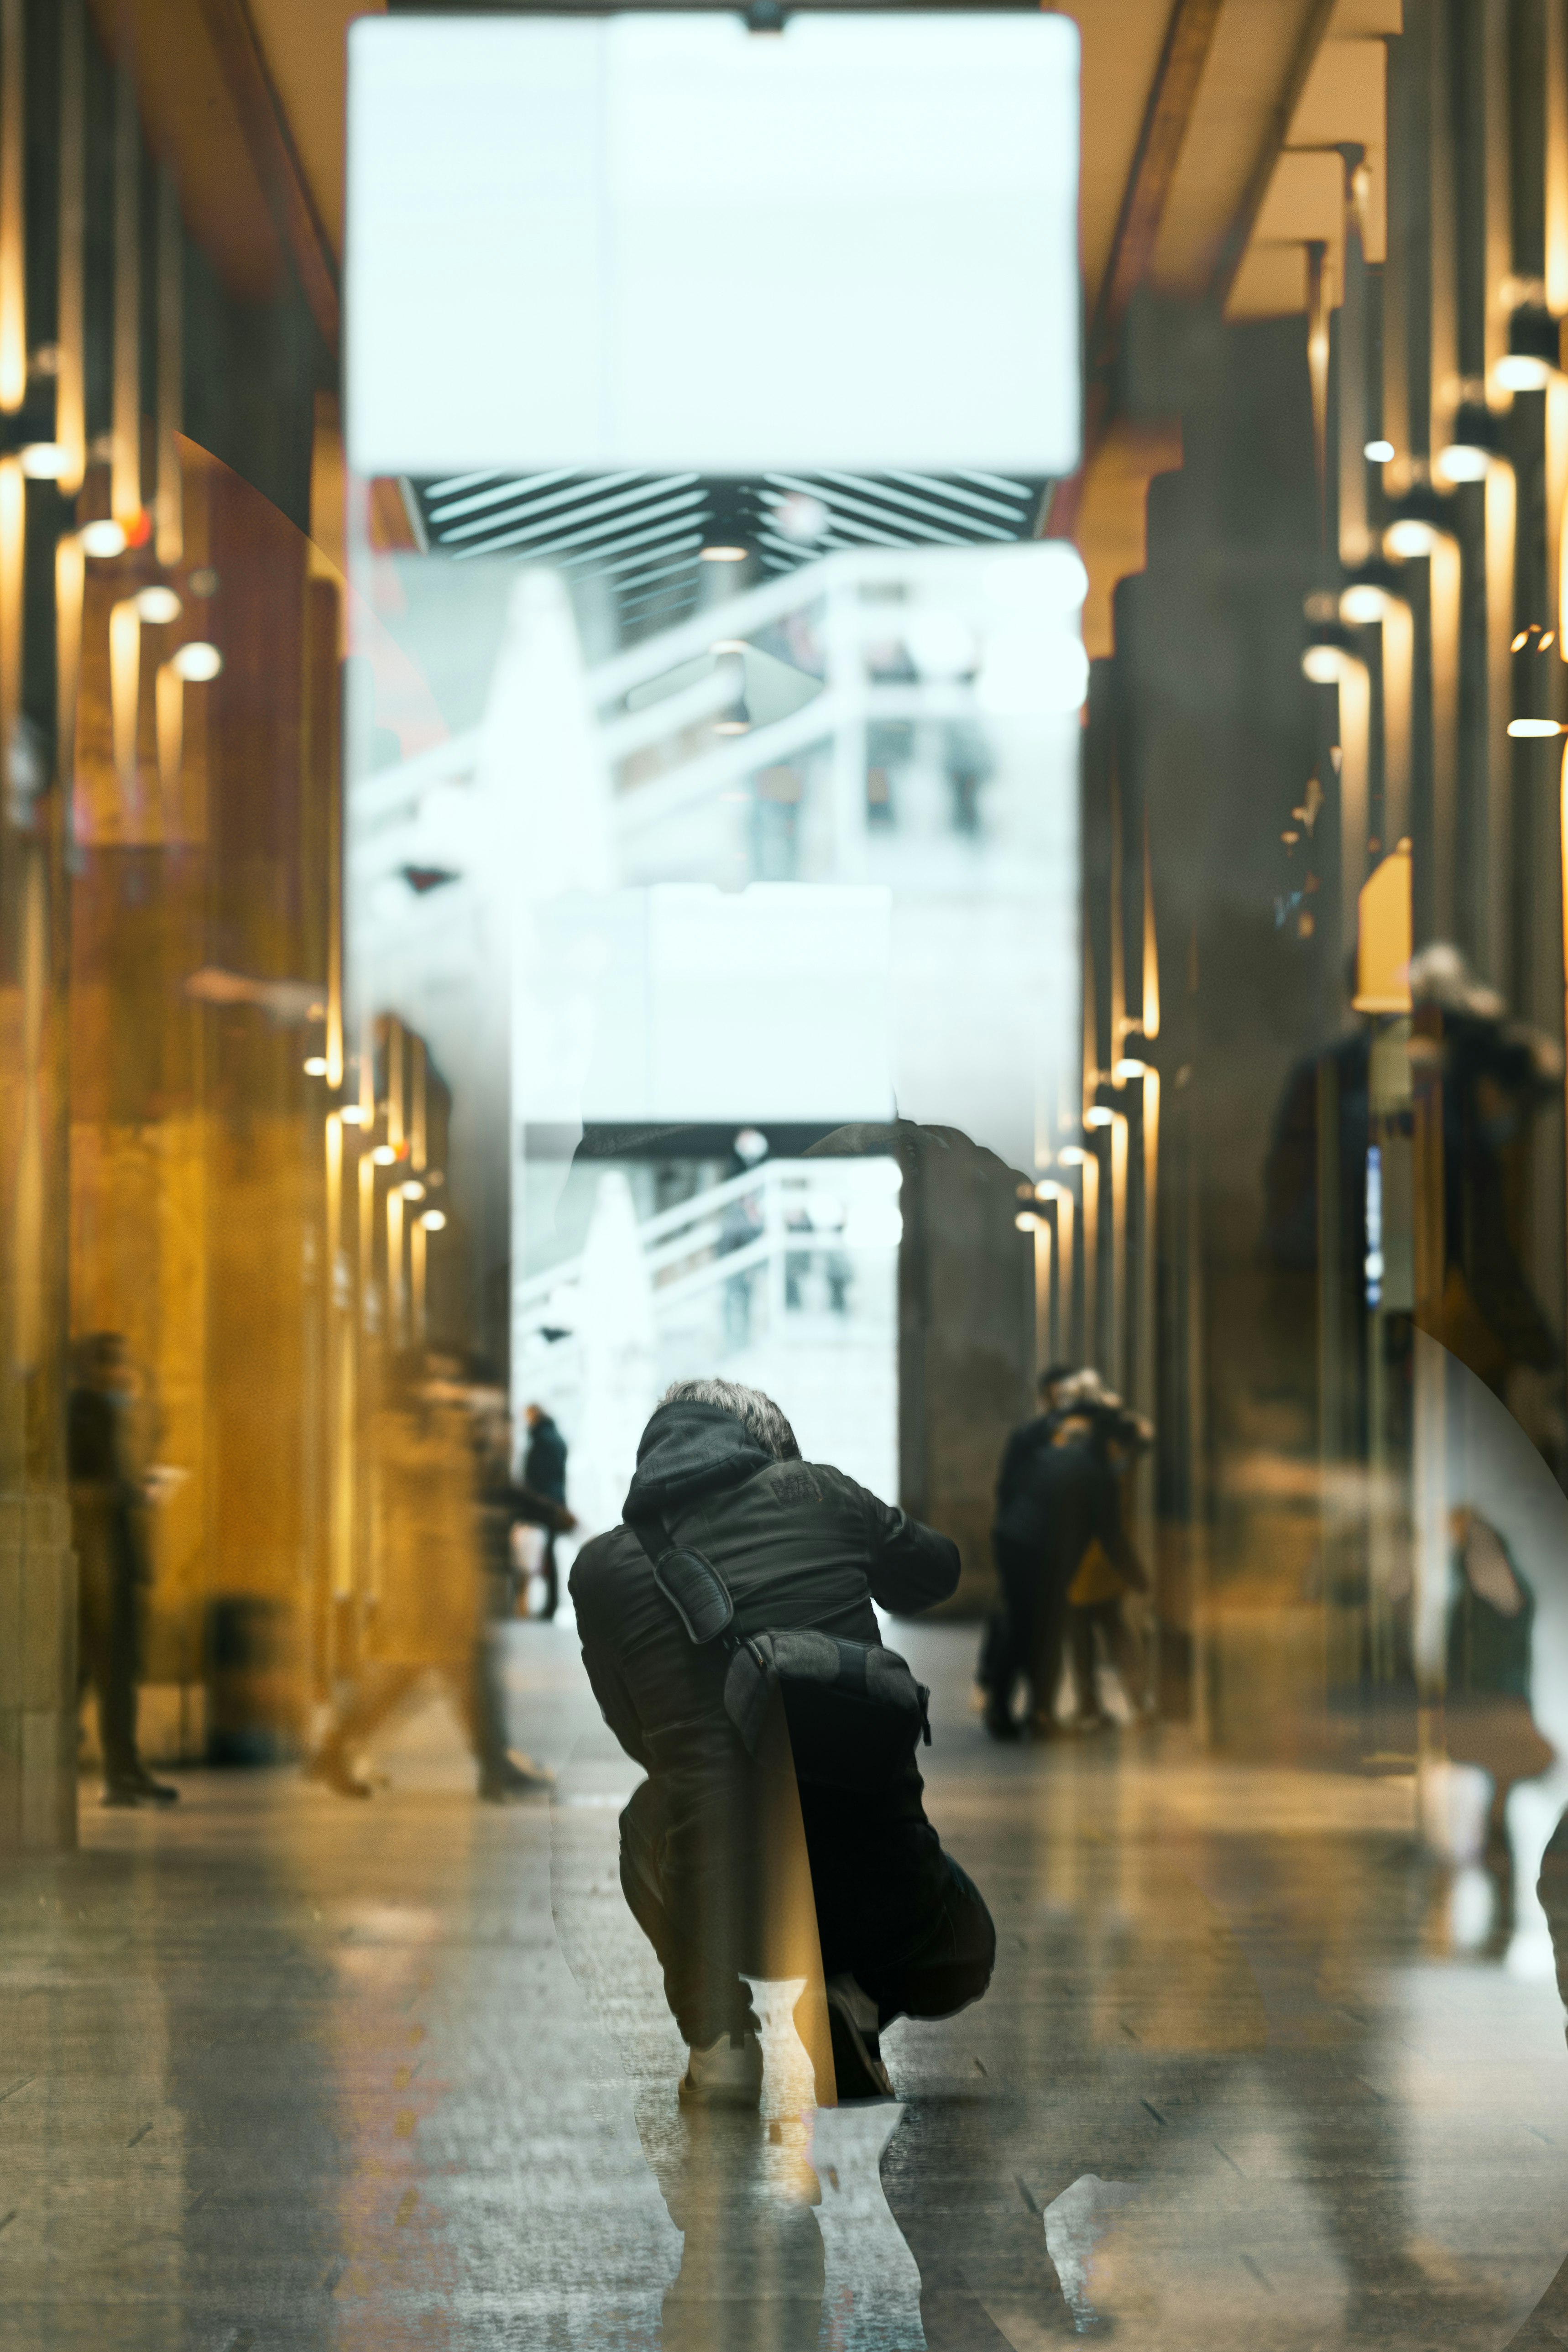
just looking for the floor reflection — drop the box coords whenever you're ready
[4,1624,1567,2349]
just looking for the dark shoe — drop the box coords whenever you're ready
[479,1751,554,1803]
[103,1772,178,1807]
[305,1751,372,1799]
[824,1974,894,2101]
[982,1698,1020,1743]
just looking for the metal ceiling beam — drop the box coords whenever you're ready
[196,0,340,350]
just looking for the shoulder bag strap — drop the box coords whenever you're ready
[626,1509,737,1647]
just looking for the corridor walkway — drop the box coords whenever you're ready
[3,1622,1566,2351]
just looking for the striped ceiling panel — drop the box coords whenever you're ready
[411,469,1048,643]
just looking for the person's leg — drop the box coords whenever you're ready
[1065,1604,1100,1722]
[308,1662,423,1793]
[1030,1568,1069,1734]
[983,1537,1036,1737]
[866,1852,997,2029]
[1104,1596,1147,1714]
[463,1617,552,1796]
[619,1782,759,2099]
[101,1561,144,1783]
[540,1532,559,1621]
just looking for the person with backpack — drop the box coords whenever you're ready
[570,1377,995,2107]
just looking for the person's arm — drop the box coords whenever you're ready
[503,1478,576,1533]
[854,1481,961,1614]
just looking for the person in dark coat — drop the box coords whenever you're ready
[570,1376,995,2107]
[978,1364,1075,1734]
[521,1402,569,1619]
[68,1333,177,1807]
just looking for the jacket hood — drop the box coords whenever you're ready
[623,1400,772,1523]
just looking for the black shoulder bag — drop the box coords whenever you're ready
[629,1511,931,1793]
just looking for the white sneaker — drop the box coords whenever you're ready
[679,2030,763,2108]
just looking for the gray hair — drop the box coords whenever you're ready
[660,1377,800,1461]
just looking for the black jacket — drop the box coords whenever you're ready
[994,1425,1142,1589]
[570,1401,960,2023]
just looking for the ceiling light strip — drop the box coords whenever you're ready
[805,470,1016,539]
[766,473,974,547]
[426,465,588,526]
[451,494,706,566]
[880,470,1034,524]
[423,467,511,500]
[435,469,672,545]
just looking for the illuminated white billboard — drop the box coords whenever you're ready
[346,11,1080,479]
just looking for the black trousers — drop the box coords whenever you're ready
[620,1774,995,2048]
[981,1534,1067,1723]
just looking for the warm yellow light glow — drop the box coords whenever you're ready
[303,1056,328,1077]
[80,518,126,559]
[371,1144,397,1167]
[1364,439,1395,463]
[136,584,181,624]
[1113,1057,1149,1082]
[1340,584,1390,625]
[1435,443,1491,485]
[340,1104,366,1126]
[1084,1106,1113,1129]
[57,0,85,491]
[155,172,183,567]
[420,1209,447,1232]
[1353,843,1413,1013]
[1302,645,1346,684]
[0,0,25,413]
[55,532,84,803]
[0,454,18,773]
[1498,354,1554,393]
[112,70,141,525]
[19,443,65,479]
[1015,1210,1041,1233]
[1509,716,1565,737]
[172,640,222,682]
[154,658,182,800]
[1141,817,1159,1040]
[1056,1145,1090,1166]
[1385,518,1438,559]
[700,546,747,562]
[109,597,141,789]
[400,1179,425,1201]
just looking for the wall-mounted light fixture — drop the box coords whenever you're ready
[1496,305,1561,394]
[1435,402,1502,484]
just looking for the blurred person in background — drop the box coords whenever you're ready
[978,1363,1092,1740]
[1061,1406,1153,1730]
[522,1401,569,1619]
[68,1333,178,1807]
[309,1354,573,1802]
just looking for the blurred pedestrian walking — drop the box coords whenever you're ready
[68,1333,178,1807]
[522,1401,569,1619]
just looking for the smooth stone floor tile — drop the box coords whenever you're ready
[0,1620,1566,2350]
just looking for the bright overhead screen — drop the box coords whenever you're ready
[346,12,1080,479]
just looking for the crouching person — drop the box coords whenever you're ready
[570,1377,995,2107]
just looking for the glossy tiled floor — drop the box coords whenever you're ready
[3,1621,1566,2350]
